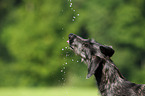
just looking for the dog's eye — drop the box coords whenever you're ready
[84,43,89,47]
[82,49,85,52]
[85,44,88,47]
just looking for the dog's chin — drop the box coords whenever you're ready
[81,58,90,65]
[69,45,74,50]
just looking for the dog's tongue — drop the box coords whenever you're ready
[67,40,69,44]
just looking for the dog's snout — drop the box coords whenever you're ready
[69,33,74,37]
[68,33,76,45]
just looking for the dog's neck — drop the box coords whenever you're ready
[94,58,126,94]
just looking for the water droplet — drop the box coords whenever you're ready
[77,60,79,62]
[66,54,68,57]
[70,3,72,7]
[77,14,79,16]
[65,62,67,64]
[61,70,63,72]
[72,19,75,21]
[73,16,76,18]
[72,59,74,61]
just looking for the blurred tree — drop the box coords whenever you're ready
[0,0,74,86]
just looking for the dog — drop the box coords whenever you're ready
[67,33,145,96]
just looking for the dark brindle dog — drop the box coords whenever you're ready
[67,33,145,96]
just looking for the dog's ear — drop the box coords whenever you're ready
[87,56,102,79]
[100,46,114,57]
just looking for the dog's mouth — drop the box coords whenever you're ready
[67,40,74,49]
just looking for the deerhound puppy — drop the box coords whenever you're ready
[67,33,145,96]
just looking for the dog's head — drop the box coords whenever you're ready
[67,33,114,78]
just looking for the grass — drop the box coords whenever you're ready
[0,87,101,96]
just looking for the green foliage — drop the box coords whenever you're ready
[0,0,145,87]
[0,0,71,86]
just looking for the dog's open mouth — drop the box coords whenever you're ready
[67,40,74,49]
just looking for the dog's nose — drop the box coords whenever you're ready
[69,33,74,39]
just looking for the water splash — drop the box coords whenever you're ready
[62,47,68,51]
[60,0,80,95]
[60,46,70,88]
[68,0,79,22]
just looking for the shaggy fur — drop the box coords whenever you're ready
[68,33,145,96]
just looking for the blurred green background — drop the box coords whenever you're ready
[0,0,145,96]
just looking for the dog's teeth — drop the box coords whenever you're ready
[81,58,84,62]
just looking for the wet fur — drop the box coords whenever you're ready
[68,33,145,96]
